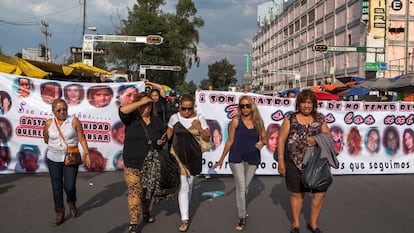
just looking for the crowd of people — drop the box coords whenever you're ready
[35,77,345,233]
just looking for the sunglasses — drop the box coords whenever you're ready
[180,107,194,111]
[56,108,67,113]
[239,104,252,109]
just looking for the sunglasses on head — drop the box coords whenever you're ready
[239,103,252,109]
[56,108,67,113]
[180,107,194,111]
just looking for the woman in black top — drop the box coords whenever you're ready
[119,92,166,233]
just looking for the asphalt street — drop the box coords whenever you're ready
[1,172,413,233]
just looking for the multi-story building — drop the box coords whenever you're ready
[251,0,413,94]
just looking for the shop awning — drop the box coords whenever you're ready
[0,54,49,78]
[0,61,23,75]
[26,59,77,76]
[68,62,112,76]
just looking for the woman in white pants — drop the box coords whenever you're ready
[166,94,210,232]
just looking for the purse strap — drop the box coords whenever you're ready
[54,118,68,147]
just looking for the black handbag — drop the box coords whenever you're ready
[301,146,333,192]
[140,120,179,200]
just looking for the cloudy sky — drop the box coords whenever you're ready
[0,0,263,85]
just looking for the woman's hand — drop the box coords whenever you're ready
[156,138,167,145]
[212,160,224,169]
[277,160,286,176]
[306,136,317,146]
[84,153,91,168]
[191,119,202,132]
[255,140,266,149]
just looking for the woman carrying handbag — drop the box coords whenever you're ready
[43,99,91,226]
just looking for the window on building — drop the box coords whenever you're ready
[289,24,294,35]
[295,20,300,32]
[301,15,307,28]
[308,9,315,23]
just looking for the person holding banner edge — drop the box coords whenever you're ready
[43,99,91,226]
[277,89,331,233]
[213,95,267,231]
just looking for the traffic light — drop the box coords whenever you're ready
[172,66,181,71]
[312,44,328,52]
[146,35,163,45]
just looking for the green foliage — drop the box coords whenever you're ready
[199,78,211,90]
[207,58,237,90]
[104,0,204,89]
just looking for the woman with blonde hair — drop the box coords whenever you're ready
[213,95,266,231]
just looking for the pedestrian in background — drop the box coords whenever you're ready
[213,95,266,231]
[166,93,210,232]
[144,79,169,125]
[277,90,331,233]
[43,99,91,226]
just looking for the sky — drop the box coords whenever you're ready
[0,0,263,85]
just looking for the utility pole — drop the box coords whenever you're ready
[404,0,410,74]
[82,0,86,38]
[41,21,52,62]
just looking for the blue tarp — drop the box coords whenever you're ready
[281,88,300,97]
[345,86,370,97]
[336,76,365,84]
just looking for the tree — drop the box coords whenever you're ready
[207,58,237,90]
[199,78,211,90]
[105,0,204,89]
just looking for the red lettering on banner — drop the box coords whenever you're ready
[271,110,285,121]
[383,114,414,125]
[343,112,376,125]
[325,113,336,123]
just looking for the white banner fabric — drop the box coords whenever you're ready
[196,90,414,175]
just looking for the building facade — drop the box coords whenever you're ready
[251,0,413,94]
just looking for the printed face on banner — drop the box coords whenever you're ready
[40,82,62,104]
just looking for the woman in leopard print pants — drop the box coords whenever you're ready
[119,92,166,233]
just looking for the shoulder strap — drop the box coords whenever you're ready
[54,118,68,146]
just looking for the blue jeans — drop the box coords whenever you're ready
[47,159,78,210]
[229,162,257,218]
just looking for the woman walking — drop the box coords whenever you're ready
[166,93,210,232]
[213,95,266,231]
[277,90,332,233]
[119,92,166,233]
[43,99,91,226]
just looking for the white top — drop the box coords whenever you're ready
[168,113,208,130]
[46,117,79,162]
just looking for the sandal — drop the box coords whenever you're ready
[143,212,156,223]
[235,218,247,231]
[128,224,138,233]
[178,220,189,232]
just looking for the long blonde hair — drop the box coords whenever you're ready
[237,95,265,134]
